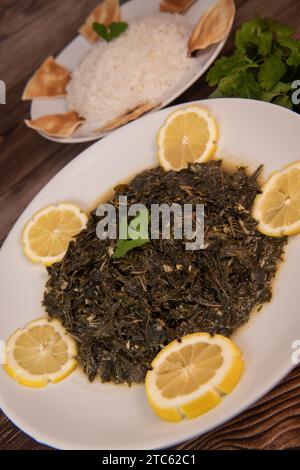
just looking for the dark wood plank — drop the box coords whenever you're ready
[176,366,300,450]
[1,0,300,451]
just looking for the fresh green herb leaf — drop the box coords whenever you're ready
[128,208,149,240]
[260,81,291,101]
[273,94,293,109]
[234,72,261,99]
[206,16,300,112]
[258,51,287,91]
[217,68,244,95]
[269,20,296,37]
[112,209,150,259]
[217,68,260,98]
[235,17,270,56]
[92,22,110,41]
[113,237,149,260]
[257,31,273,56]
[278,37,300,66]
[206,52,249,86]
[109,22,128,39]
[209,88,224,98]
[92,21,128,42]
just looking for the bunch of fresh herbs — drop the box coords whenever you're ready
[206,16,300,111]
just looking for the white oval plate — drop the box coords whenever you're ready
[30,0,233,144]
[1,99,299,450]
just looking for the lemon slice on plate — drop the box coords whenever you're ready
[22,203,88,265]
[253,161,300,237]
[145,333,244,422]
[157,106,218,171]
[3,318,77,388]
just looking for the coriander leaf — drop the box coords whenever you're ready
[112,238,149,260]
[273,95,293,109]
[206,52,248,86]
[92,22,110,41]
[258,51,287,91]
[208,88,224,98]
[217,69,260,99]
[234,72,261,99]
[269,20,295,37]
[235,17,270,55]
[278,37,300,66]
[217,69,244,95]
[257,31,273,56]
[109,22,128,39]
[260,81,291,101]
[205,15,299,113]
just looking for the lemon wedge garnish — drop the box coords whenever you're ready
[145,333,244,422]
[157,106,218,171]
[22,203,88,265]
[253,161,300,237]
[3,318,77,388]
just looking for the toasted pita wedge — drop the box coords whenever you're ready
[188,0,235,55]
[22,57,70,100]
[25,112,85,138]
[80,0,122,43]
[95,103,156,133]
[160,0,195,14]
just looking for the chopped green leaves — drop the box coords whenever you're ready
[112,208,150,259]
[206,16,300,111]
[92,21,128,42]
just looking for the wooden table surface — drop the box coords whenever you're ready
[1,0,300,451]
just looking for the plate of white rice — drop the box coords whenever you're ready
[31,0,234,143]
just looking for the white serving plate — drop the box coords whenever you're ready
[1,98,299,450]
[30,0,233,144]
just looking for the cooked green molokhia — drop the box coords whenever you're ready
[44,161,286,384]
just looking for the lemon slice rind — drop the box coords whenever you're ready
[253,160,300,237]
[157,106,218,172]
[3,318,77,388]
[22,203,88,265]
[145,333,244,422]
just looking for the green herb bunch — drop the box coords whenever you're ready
[206,16,300,111]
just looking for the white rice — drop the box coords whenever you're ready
[67,13,194,126]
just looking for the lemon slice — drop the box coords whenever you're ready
[157,106,218,171]
[253,161,300,237]
[3,318,77,388]
[145,333,244,422]
[22,203,88,265]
